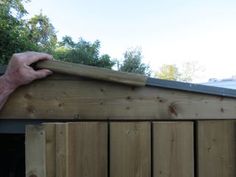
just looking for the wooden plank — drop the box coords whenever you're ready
[44,124,56,177]
[1,78,236,119]
[198,120,236,177]
[153,122,194,177]
[36,60,147,86]
[55,123,69,177]
[26,124,56,177]
[66,122,108,177]
[25,125,46,177]
[26,122,107,177]
[110,122,151,177]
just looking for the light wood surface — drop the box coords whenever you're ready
[55,123,69,177]
[26,125,46,177]
[26,122,108,177]
[36,60,147,86]
[110,122,151,177]
[66,122,108,177]
[197,120,236,177]
[25,121,236,177]
[153,122,194,177]
[44,124,56,177]
[1,78,236,119]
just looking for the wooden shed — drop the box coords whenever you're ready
[0,60,236,177]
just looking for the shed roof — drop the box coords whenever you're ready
[1,60,236,98]
[204,78,236,89]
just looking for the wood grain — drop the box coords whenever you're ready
[25,125,46,177]
[55,123,69,177]
[197,120,236,177]
[66,122,108,177]
[26,122,108,177]
[110,122,151,177]
[1,78,236,119]
[36,60,147,86]
[153,122,194,177]
[44,124,56,177]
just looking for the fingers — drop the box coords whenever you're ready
[4,52,53,90]
[31,69,53,80]
[25,52,53,65]
[14,51,53,65]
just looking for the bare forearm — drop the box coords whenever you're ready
[0,76,15,110]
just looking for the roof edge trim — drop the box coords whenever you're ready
[147,77,236,98]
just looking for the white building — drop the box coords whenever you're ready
[204,77,236,89]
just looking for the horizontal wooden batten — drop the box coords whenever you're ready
[36,60,147,86]
[1,77,236,120]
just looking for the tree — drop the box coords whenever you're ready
[0,0,27,18]
[97,54,114,69]
[179,61,202,82]
[119,48,150,76]
[0,0,57,64]
[155,64,180,80]
[0,0,36,64]
[27,12,57,53]
[156,61,203,82]
[54,36,115,69]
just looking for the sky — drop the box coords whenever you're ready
[24,0,236,83]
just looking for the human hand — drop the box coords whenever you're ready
[2,52,53,90]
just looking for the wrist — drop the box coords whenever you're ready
[0,74,17,94]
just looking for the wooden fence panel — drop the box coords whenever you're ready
[197,120,236,177]
[26,121,236,177]
[110,122,151,177]
[55,123,68,177]
[153,122,194,177]
[44,124,56,177]
[26,125,47,177]
[66,122,108,177]
[26,122,108,177]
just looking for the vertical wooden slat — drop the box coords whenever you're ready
[44,124,56,177]
[66,122,108,177]
[26,125,46,177]
[55,123,69,177]
[26,122,108,177]
[153,122,194,177]
[110,122,151,177]
[198,120,236,177]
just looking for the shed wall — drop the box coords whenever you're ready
[1,75,236,120]
[1,75,236,177]
[26,120,236,177]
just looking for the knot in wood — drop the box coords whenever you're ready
[169,103,178,117]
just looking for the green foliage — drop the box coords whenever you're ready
[119,48,150,76]
[27,12,57,53]
[0,0,28,18]
[155,64,180,81]
[54,36,115,69]
[0,0,36,64]
[0,0,113,68]
[0,0,57,64]
[1,0,147,73]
